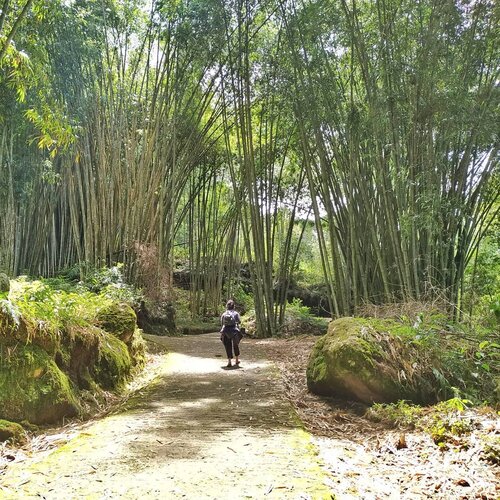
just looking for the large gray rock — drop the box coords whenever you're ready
[306,317,436,404]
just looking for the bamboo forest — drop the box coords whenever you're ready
[0,0,499,498]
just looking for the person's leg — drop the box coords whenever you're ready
[222,334,233,366]
[233,336,241,364]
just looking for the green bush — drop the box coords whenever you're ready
[280,298,329,336]
[462,234,500,328]
[44,263,143,307]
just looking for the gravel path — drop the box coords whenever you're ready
[0,333,333,499]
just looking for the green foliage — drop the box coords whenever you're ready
[463,233,500,328]
[0,299,21,327]
[45,263,143,307]
[79,264,142,307]
[24,104,75,157]
[309,315,498,405]
[481,435,500,465]
[365,400,424,428]
[425,398,474,446]
[229,284,254,314]
[281,298,329,336]
[9,278,112,334]
[293,226,325,288]
[473,340,500,375]
[366,398,495,452]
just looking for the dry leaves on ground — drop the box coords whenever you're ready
[259,335,500,500]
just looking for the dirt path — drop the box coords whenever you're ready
[0,333,334,499]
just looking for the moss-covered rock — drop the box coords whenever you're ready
[128,328,146,368]
[0,419,27,444]
[0,277,148,425]
[97,303,136,344]
[62,325,103,389]
[0,344,80,424]
[306,317,438,404]
[0,302,59,354]
[93,334,132,389]
[136,300,176,335]
[0,273,10,295]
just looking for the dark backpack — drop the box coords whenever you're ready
[222,310,236,327]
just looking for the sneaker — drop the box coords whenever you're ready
[226,362,232,368]
[235,360,240,365]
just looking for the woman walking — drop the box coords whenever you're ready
[220,300,242,368]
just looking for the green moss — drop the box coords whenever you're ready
[0,344,80,424]
[128,329,146,368]
[306,337,327,385]
[0,419,26,444]
[0,300,61,355]
[97,303,136,343]
[307,317,426,403]
[93,333,132,389]
[60,325,103,389]
[356,316,416,339]
[0,274,9,302]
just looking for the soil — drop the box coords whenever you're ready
[0,333,498,499]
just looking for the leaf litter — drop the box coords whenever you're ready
[260,336,499,499]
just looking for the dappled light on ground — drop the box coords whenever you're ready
[0,333,332,499]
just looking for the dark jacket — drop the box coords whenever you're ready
[220,309,241,338]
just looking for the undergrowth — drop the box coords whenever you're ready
[366,398,499,460]
[364,311,498,404]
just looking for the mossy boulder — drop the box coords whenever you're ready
[136,300,176,335]
[0,419,27,444]
[61,325,103,389]
[0,344,80,424]
[306,317,437,404]
[97,303,137,344]
[93,334,132,389]
[0,303,59,354]
[128,328,146,368]
[0,273,10,295]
